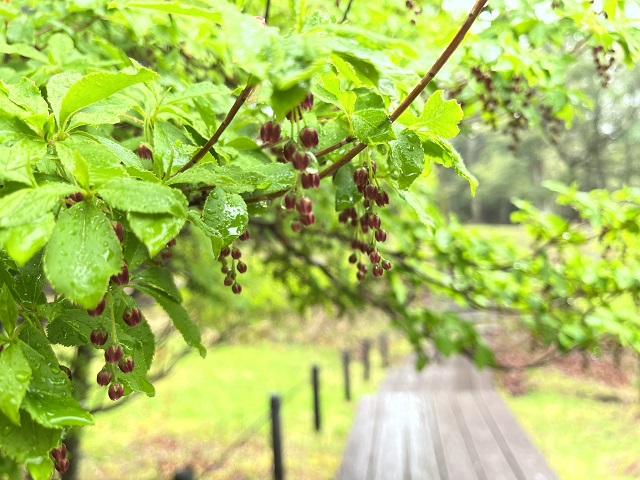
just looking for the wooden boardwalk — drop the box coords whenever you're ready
[337,355,556,480]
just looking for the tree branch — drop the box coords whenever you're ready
[341,0,355,22]
[175,83,255,175]
[319,0,488,179]
[264,0,271,24]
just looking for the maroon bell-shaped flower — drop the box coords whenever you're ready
[300,92,314,110]
[97,369,113,386]
[108,383,124,401]
[111,264,129,286]
[87,298,106,318]
[118,357,135,374]
[105,345,123,364]
[296,197,313,215]
[55,458,70,474]
[113,221,124,243]
[299,127,319,149]
[90,329,109,347]
[51,444,66,462]
[137,144,152,159]
[123,308,141,327]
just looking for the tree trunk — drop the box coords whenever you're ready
[62,345,95,480]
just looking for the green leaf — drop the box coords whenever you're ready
[55,142,90,190]
[19,326,94,428]
[6,78,49,118]
[57,65,158,130]
[422,134,477,195]
[46,310,93,347]
[114,1,223,23]
[98,178,187,217]
[13,252,47,311]
[395,188,435,231]
[46,72,82,125]
[202,188,248,246]
[25,457,53,480]
[136,285,206,357]
[351,90,394,144]
[153,121,197,177]
[57,136,126,188]
[123,232,149,271]
[132,266,181,302]
[186,210,224,258]
[165,81,231,105]
[0,214,56,266]
[334,164,362,212]
[0,183,78,228]
[0,137,46,186]
[69,96,133,129]
[408,90,463,138]
[44,202,123,309]
[0,284,18,335]
[0,410,61,464]
[388,126,425,189]
[93,136,144,169]
[128,212,185,257]
[0,344,32,425]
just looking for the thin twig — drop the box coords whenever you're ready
[341,0,355,22]
[315,136,356,158]
[319,0,488,180]
[175,83,255,175]
[264,0,271,24]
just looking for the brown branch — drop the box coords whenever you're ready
[341,0,355,22]
[315,136,356,158]
[175,83,255,175]
[318,0,488,180]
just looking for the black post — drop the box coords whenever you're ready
[379,333,389,368]
[311,365,321,432]
[362,339,371,381]
[342,350,351,402]
[270,394,284,480]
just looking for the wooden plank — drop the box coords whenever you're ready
[478,390,557,480]
[370,394,407,480]
[337,395,378,480]
[405,395,440,479]
[454,392,518,480]
[431,394,479,480]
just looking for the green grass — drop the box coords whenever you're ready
[78,341,404,479]
[503,369,640,480]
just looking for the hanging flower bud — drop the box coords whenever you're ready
[300,93,314,110]
[105,345,123,364]
[108,383,124,401]
[137,144,152,159]
[123,308,142,327]
[87,298,106,318]
[299,127,319,149]
[97,369,113,386]
[90,329,109,347]
[296,197,313,215]
[118,358,135,374]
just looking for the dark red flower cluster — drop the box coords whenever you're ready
[217,230,250,294]
[340,163,392,280]
[51,443,70,474]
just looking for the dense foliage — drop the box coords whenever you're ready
[1,0,640,478]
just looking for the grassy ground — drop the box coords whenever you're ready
[78,340,407,479]
[502,369,640,480]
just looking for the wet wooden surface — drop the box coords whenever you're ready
[337,356,556,480]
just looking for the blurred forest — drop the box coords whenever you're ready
[443,62,640,222]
